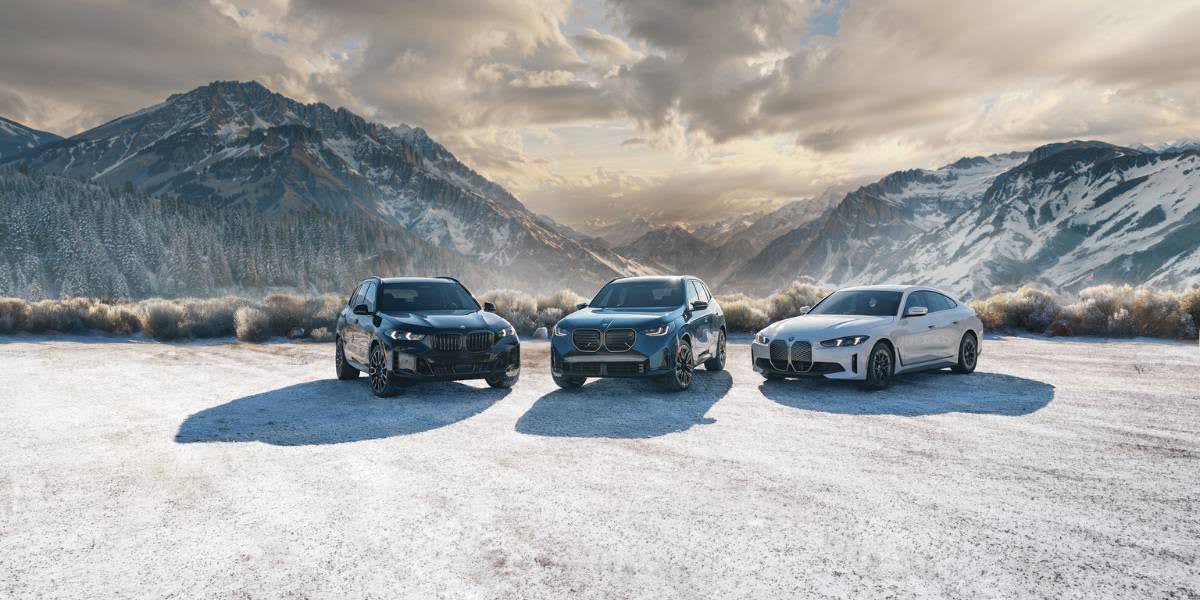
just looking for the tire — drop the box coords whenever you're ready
[486,370,520,388]
[367,342,399,397]
[660,338,695,391]
[862,341,894,390]
[335,337,360,380]
[952,332,978,374]
[704,330,727,371]
[552,374,585,389]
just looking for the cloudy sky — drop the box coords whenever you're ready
[3,0,1200,225]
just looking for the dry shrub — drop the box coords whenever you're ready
[536,290,586,315]
[969,287,1062,332]
[718,293,770,332]
[87,302,141,335]
[138,299,184,340]
[261,293,341,336]
[26,298,93,333]
[1181,288,1200,339]
[537,307,564,329]
[234,306,272,342]
[308,327,335,343]
[478,289,537,334]
[180,297,244,338]
[1065,284,1192,338]
[0,298,31,333]
[765,282,831,322]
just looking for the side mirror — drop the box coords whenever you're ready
[352,303,371,315]
[798,306,811,315]
[690,300,709,311]
[483,302,497,313]
[575,302,588,310]
[905,306,929,317]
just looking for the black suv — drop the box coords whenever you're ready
[335,277,520,396]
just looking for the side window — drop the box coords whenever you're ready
[685,281,700,305]
[904,291,930,313]
[363,282,378,312]
[349,283,366,307]
[934,292,957,311]
[694,281,712,302]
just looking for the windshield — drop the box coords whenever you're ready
[590,280,685,309]
[809,290,902,317]
[377,281,479,312]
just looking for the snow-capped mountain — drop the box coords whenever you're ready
[0,116,61,159]
[728,142,1200,297]
[7,81,645,292]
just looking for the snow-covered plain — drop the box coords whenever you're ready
[1,336,1197,598]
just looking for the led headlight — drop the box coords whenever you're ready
[642,324,671,336]
[820,335,870,348]
[389,329,426,341]
[754,332,770,344]
[496,326,516,338]
[552,324,569,337]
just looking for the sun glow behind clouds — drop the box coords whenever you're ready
[1,0,1199,224]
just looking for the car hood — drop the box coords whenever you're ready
[378,309,508,332]
[559,306,680,330]
[767,314,893,339]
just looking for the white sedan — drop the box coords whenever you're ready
[751,285,984,389]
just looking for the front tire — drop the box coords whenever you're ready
[704,330,726,371]
[486,370,520,388]
[862,342,894,390]
[660,338,695,391]
[552,374,585,389]
[367,343,399,397]
[335,337,359,380]
[952,333,978,374]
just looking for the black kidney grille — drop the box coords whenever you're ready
[769,339,789,369]
[572,329,602,352]
[603,329,636,352]
[466,331,494,352]
[432,333,464,352]
[790,341,813,371]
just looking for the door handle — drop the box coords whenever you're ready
[927,325,936,329]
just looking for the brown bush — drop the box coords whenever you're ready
[765,282,831,322]
[138,299,185,340]
[0,298,31,334]
[234,306,272,342]
[716,293,770,332]
[969,287,1062,332]
[478,289,538,334]
[179,297,244,338]
[87,302,141,335]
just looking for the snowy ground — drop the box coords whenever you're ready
[0,335,1197,599]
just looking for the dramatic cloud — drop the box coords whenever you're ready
[2,0,1199,225]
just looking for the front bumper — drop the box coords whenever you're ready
[549,332,676,378]
[750,339,866,380]
[386,336,521,382]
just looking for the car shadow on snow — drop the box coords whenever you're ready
[515,371,732,439]
[760,370,1054,416]
[175,378,506,446]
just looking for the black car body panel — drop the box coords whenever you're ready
[337,277,520,385]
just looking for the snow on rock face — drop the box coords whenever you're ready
[728,145,1200,297]
[0,116,62,159]
[8,81,640,293]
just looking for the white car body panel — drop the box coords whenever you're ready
[751,285,984,381]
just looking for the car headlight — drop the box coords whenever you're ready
[820,335,870,348]
[389,329,426,341]
[642,324,671,336]
[496,326,516,338]
[552,324,569,337]
[754,332,769,344]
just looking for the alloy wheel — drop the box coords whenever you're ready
[675,343,694,387]
[369,345,388,395]
[963,337,977,369]
[871,347,891,382]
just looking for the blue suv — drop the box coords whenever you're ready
[550,276,726,391]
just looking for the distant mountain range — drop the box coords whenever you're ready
[1,80,1198,300]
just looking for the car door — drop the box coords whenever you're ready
[342,283,366,364]
[693,280,717,356]
[682,280,709,357]
[896,291,941,364]
[929,292,965,359]
[356,281,379,360]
